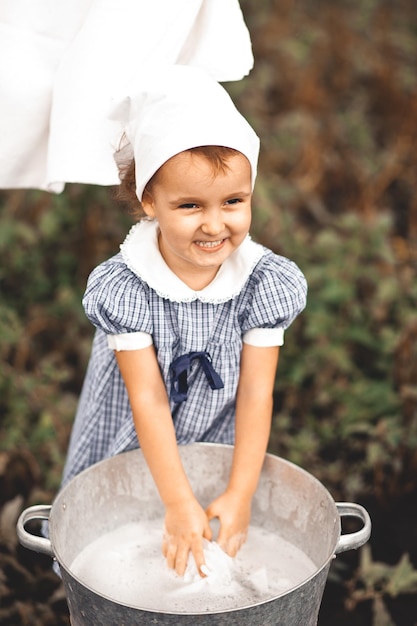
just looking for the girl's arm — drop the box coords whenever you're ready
[115,346,212,575]
[206,342,280,554]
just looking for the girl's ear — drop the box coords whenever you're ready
[141,190,156,218]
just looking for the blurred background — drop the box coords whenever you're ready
[1,0,416,624]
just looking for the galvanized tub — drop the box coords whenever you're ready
[17,443,371,625]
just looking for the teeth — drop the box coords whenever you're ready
[196,240,223,248]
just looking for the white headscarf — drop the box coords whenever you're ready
[110,65,260,201]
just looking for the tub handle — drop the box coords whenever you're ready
[16,504,54,558]
[335,502,371,554]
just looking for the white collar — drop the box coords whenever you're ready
[120,219,265,303]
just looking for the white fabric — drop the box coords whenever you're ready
[120,219,266,304]
[111,64,260,200]
[243,327,285,347]
[182,540,235,587]
[107,331,153,351]
[0,0,93,191]
[0,0,253,191]
[177,540,270,598]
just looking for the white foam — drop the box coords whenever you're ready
[70,519,316,613]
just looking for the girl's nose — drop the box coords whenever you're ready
[201,209,224,235]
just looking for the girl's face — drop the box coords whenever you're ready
[141,151,252,290]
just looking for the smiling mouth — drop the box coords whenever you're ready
[195,239,225,249]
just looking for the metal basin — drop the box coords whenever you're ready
[17,443,371,625]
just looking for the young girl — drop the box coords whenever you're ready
[62,66,307,577]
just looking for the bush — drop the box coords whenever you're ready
[267,211,417,503]
[0,186,132,489]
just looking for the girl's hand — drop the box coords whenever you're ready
[205,490,251,557]
[162,497,212,576]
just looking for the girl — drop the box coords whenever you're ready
[62,66,307,577]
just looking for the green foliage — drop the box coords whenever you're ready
[267,210,416,505]
[0,186,132,489]
[344,545,417,624]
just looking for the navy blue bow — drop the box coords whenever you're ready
[170,351,224,403]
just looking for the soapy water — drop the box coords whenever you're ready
[70,519,316,613]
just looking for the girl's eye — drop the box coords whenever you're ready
[225,198,241,205]
[179,203,199,209]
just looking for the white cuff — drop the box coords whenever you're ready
[243,327,284,347]
[107,331,153,351]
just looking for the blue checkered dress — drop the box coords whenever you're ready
[61,225,307,486]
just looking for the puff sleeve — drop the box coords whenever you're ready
[82,256,153,351]
[241,252,307,347]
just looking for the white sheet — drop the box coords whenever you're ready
[0,0,253,192]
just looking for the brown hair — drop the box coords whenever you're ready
[115,145,240,219]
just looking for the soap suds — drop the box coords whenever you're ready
[70,520,316,613]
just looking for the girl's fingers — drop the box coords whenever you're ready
[205,503,219,523]
[162,513,212,577]
[226,533,243,557]
[163,537,190,576]
[162,535,168,557]
[173,543,190,576]
[203,520,213,542]
[165,538,207,577]
[190,539,206,577]
[165,541,178,570]
[218,530,247,557]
